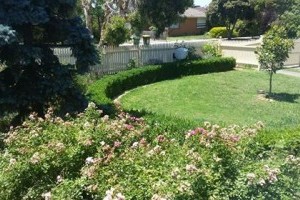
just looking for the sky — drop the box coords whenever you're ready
[194,0,212,7]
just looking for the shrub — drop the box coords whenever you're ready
[201,43,222,58]
[173,41,201,60]
[87,57,236,108]
[103,16,131,46]
[209,27,238,38]
[235,19,260,37]
[0,106,299,199]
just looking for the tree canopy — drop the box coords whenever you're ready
[206,0,255,39]
[249,0,294,34]
[137,0,193,37]
[78,0,193,44]
[0,0,98,123]
[279,0,300,38]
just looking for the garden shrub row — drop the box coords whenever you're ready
[209,27,238,38]
[1,105,299,199]
[88,57,236,107]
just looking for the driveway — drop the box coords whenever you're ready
[278,66,300,78]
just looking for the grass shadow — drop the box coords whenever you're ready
[271,93,300,103]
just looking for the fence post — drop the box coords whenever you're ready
[138,45,141,66]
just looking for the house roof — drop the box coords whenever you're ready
[183,6,206,18]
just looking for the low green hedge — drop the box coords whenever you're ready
[209,27,238,38]
[87,57,236,108]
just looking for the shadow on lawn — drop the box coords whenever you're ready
[271,93,300,103]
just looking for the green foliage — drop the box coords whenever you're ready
[256,25,294,95]
[209,27,227,38]
[0,0,98,123]
[173,41,201,60]
[257,26,294,71]
[77,0,104,41]
[186,46,201,60]
[137,0,193,37]
[126,58,138,70]
[279,0,300,38]
[87,58,236,107]
[128,11,144,36]
[0,105,299,199]
[103,16,131,46]
[252,0,295,32]
[209,27,238,38]
[201,43,222,58]
[207,0,255,39]
[235,19,260,37]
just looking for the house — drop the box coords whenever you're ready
[168,6,207,37]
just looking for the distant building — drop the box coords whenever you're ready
[168,6,207,37]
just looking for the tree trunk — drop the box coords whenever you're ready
[227,27,232,40]
[81,0,93,32]
[98,20,107,46]
[269,71,273,97]
[227,21,237,40]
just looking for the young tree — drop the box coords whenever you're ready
[207,0,255,39]
[256,25,294,96]
[0,0,99,122]
[102,15,131,46]
[98,0,136,45]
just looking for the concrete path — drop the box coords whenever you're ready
[278,66,300,78]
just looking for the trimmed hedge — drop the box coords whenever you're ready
[209,27,238,38]
[87,57,236,107]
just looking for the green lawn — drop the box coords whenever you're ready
[120,69,300,129]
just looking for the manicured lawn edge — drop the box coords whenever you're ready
[87,57,236,109]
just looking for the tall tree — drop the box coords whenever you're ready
[78,0,193,45]
[250,0,294,34]
[137,0,193,37]
[0,0,99,122]
[81,0,93,32]
[207,0,255,39]
[279,0,300,38]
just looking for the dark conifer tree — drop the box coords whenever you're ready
[0,0,99,122]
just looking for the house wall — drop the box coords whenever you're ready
[168,18,206,37]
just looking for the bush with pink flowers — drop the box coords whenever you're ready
[0,103,299,199]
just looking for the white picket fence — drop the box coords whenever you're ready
[53,48,76,65]
[53,41,210,74]
[53,38,300,74]
[95,41,210,74]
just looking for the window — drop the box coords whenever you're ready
[170,23,179,29]
[197,18,206,29]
